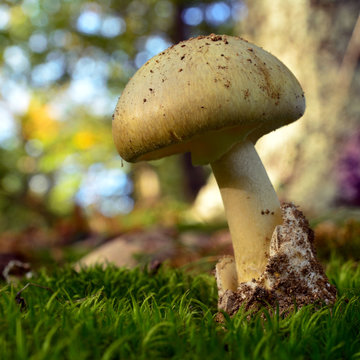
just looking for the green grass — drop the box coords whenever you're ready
[1,258,360,360]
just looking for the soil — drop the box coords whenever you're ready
[216,203,337,316]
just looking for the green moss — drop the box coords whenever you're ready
[0,258,359,360]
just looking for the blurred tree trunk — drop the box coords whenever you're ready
[239,0,360,212]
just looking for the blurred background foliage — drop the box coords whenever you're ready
[0,0,359,264]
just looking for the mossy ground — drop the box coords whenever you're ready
[1,256,360,360]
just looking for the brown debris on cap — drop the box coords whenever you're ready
[216,203,337,316]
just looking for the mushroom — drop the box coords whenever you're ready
[112,34,305,284]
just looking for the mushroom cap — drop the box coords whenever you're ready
[113,34,305,165]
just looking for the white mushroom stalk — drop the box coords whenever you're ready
[211,140,282,283]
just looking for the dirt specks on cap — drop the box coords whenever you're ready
[216,202,337,317]
[209,34,223,42]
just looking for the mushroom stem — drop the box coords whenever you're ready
[211,140,283,284]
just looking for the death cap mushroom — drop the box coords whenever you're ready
[113,34,305,284]
[113,34,305,165]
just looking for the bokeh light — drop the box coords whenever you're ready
[1,81,30,115]
[205,2,231,26]
[0,102,16,145]
[25,139,44,158]
[0,5,10,30]
[4,46,30,73]
[31,60,65,87]
[77,9,102,35]
[135,34,172,68]
[29,174,50,195]
[76,164,134,216]
[182,7,203,26]
[28,32,48,53]
[101,16,126,38]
